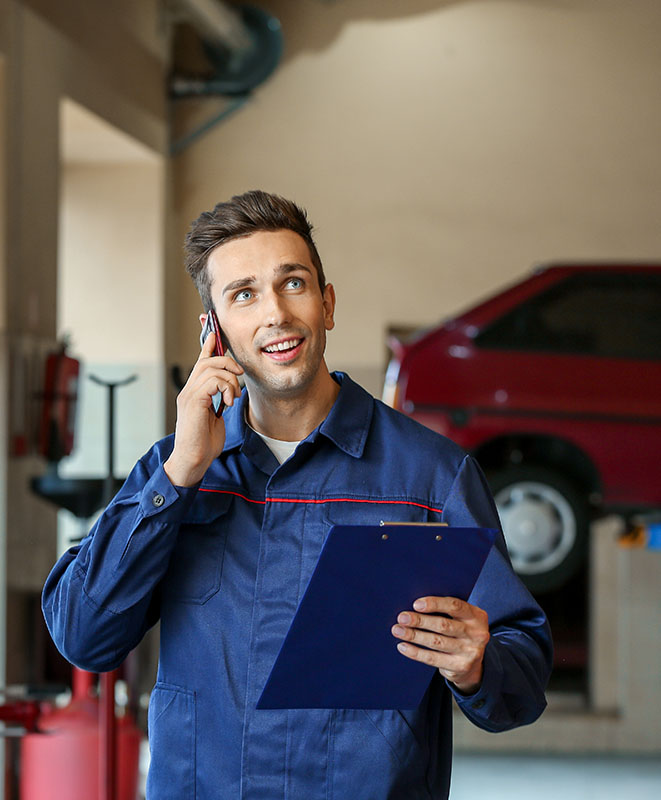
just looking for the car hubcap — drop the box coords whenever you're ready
[495,481,576,574]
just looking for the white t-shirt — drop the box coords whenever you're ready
[253,430,300,464]
[245,410,301,464]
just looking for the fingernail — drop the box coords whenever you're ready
[392,625,406,637]
[413,599,426,611]
[398,613,411,624]
[397,643,408,652]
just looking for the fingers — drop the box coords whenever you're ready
[198,333,243,375]
[411,596,473,619]
[392,627,462,657]
[391,596,490,690]
[394,640,466,672]
[183,370,238,408]
[185,335,244,408]
[392,610,463,647]
[393,639,483,691]
[391,599,489,643]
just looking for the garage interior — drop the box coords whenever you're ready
[1,1,660,798]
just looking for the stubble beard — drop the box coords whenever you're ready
[228,329,328,401]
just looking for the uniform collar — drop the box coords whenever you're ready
[221,371,373,460]
[317,372,373,458]
[222,390,250,452]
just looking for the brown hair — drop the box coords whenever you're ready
[184,190,325,311]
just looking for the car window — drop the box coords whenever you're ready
[475,271,661,360]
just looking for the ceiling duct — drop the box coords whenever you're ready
[170,0,283,97]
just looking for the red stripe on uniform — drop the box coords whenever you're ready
[199,488,442,514]
[199,488,266,505]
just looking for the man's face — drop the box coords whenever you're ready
[206,230,335,399]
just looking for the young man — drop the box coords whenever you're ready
[43,191,552,799]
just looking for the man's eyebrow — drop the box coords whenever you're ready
[275,262,313,277]
[222,263,313,295]
[222,276,257,296]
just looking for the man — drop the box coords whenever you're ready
[43,190,552,799]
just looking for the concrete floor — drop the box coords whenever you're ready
[450,754,661,799]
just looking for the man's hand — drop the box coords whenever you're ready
[391,596,490,694]
[164,333,243,488]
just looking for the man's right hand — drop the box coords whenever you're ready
[164,332,244,487]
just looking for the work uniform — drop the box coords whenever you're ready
[43,373,552,800]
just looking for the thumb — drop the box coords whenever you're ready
[200,330,216,359]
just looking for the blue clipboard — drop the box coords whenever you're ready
[257,523,496,710]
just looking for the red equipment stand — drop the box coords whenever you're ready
[18,668,140,800]
[20,372,142,797]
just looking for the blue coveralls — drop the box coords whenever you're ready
[43,372,552,800]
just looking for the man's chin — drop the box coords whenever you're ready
[244,365,317,399]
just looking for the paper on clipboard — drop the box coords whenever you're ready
[257,523,497,710]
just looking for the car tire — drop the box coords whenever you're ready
[487,465,589,594]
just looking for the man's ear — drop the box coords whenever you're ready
[199,312,207,329]
[323,283,336,331]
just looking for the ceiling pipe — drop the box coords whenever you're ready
[169,0,283,97]
[171,0,254,54]
[168,1,283,152]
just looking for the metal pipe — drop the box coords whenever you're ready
[88,374,137,506]
[99,671,117,800]
[72,668,94,703]
[172,0,253,52]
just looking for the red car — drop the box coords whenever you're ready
[383,264,661,592]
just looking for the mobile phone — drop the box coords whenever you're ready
[199,309,225,416]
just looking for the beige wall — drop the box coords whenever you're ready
[171,0,661,395]
[57,153,167,496]
[59,161,164,365]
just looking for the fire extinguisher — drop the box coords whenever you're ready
[38,341,80,462]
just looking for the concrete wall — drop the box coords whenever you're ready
[170,0,661,395]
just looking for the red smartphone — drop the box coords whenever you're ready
[199,309,226,416]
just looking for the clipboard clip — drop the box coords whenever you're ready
[379,521,448,527]
[378,521,448,541]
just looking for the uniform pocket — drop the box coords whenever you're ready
[146,683,195,800]
[165,491,233,604]
[324,495,443,528]
[330,709,431,799]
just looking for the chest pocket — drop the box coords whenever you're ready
[323,495,444,528]
[165,491,234,604]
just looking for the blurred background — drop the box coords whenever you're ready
[0,0,660,798]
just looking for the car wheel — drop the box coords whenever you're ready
[487,465,589,594]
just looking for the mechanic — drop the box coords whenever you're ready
[43,190,552,800]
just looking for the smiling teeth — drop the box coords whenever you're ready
[264,339,301,353]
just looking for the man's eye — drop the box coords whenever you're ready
[287,278,304,290]
[235,289,253,302]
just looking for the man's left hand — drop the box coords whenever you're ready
[391,596,490,694]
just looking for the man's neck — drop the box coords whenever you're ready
[245,368,340,441]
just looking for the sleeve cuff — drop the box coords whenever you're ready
[138,464,200,520]
[447,638,503,718]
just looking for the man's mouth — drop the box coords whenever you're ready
[263,338,302,353]
[262,337,304,361]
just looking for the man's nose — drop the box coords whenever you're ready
[263,290,291,326]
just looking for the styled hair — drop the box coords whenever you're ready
[184,190,325,311]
